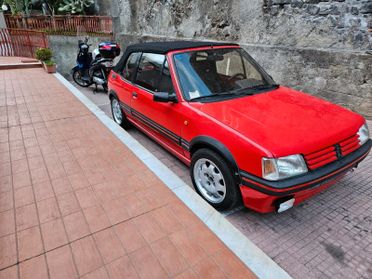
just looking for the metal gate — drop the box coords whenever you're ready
[0,28,48,58]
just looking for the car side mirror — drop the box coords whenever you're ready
[153,92,177,103]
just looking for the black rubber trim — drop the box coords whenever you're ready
[189,136,241,184]
[240,139,371,196]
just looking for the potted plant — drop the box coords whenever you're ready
[43,60,57,73]
[35,47,57,73]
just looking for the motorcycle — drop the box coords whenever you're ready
[71,37,120,92]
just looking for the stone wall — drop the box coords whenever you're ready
[109,0,372,118]
[48,35,112,78]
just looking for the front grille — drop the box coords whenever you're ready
[339,134,360,156]
[304,134,360,170]
[304,146,338,170]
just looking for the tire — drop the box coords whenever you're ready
[110,96,131,128]
[190,148,241,211]
[72,69,92,87]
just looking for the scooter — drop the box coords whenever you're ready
[71,37,120,92]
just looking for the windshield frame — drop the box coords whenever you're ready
[171,46,277,102]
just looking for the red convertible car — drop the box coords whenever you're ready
[108,41,371,213]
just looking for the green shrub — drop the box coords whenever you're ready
[44,60,56,66]
[35,48,53,61]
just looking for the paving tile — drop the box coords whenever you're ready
[0,265,18,279]
[93,228,125,264]
[188,223,223,256]
[11,159,29,174]
[0,175,12,193]
[129,246,167,279]
[106,256,139,279]
[63,211,90,242]
[37,197,60,224]
[0,209,15,237]
[33,180,55,201]
[170,230,207,266]
[81,267,109,279]
[150,237,188,277]
[211,249,257,279]
[11,148,26,161]
[30,167,49,184]
[16,203,38,231]
[19,255,48,279]
[17,226,44,261]
[0,162,11,177]
[114,220,147,253]
[0,190,13,212]
[51,177,73,196]
[83,205,110,233]
[25,146,42,158]
[13,171,31,189]
[192,257,228,279]
[0,234,17,269]
[75,187,98,209]
[151,205,184,235]
[68,173,90,190]
[47,162,66,180]
[174,269,199,279]
[14,186,34,208]
[101,197,130,225]
[71,236,103,276]
[27,156,44,170]
[57,192,80,216]
[41,218,68,251]
[46,245,78,279]
[134,212,166,243]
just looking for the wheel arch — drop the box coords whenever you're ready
[108,90,117,100]
[189,136,241,185]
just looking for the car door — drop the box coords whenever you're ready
[130,53,184,155]
[110,52,141,118]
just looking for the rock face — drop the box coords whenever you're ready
[110,0,372,118]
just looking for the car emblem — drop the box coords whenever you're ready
[335,144,342,159]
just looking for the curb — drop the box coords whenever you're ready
[54,73,292,279]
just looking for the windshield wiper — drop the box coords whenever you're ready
[189,95,218,102]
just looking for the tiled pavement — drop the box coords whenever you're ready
[0,67,257,279]
[76,83,372,279]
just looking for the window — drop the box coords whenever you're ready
[174,48,274,101]
[122,52,141,81]
[158,60,175,93]
[134,53,165,92]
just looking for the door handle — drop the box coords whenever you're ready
[132,92,138,99]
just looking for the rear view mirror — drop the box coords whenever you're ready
[153,92,177,103]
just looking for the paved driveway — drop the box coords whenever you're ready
[77,85,372,279]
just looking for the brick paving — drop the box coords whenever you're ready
[0,67,257,279]
[76,83,372,279]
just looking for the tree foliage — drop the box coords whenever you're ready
[58,0,93,15]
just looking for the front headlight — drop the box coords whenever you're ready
[262,154,308,181]
[357,123,369,145]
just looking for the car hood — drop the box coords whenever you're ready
[189,86,364,157]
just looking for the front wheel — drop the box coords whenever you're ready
[72,68,92,87]
[190,148,241,211]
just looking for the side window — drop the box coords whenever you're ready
[158,60,175,93]
[122,52,141,81]
[134,53,165,92]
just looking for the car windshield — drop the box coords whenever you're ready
[173,48,277,101]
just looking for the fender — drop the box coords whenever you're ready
[189,136,241,184]
[108,89,118,100]
[71,65,80,74]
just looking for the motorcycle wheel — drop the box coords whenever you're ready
[72,69,92,87]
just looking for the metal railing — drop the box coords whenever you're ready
[0,28,48,57]
[4,15,113,35]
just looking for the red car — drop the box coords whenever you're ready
[108,41,371,213]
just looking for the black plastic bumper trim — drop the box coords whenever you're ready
[240,139,371,196]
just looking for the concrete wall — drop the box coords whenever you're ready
[110,0,372,118]
[48,35,112,78]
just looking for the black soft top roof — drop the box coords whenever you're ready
[114,40,239,71]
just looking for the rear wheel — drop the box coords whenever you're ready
[191,148,240,210]
[72,69,92,87]
[110,96,130,128]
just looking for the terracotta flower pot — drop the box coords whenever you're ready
[43,62,57,74]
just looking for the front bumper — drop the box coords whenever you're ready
[240,139,371,213]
